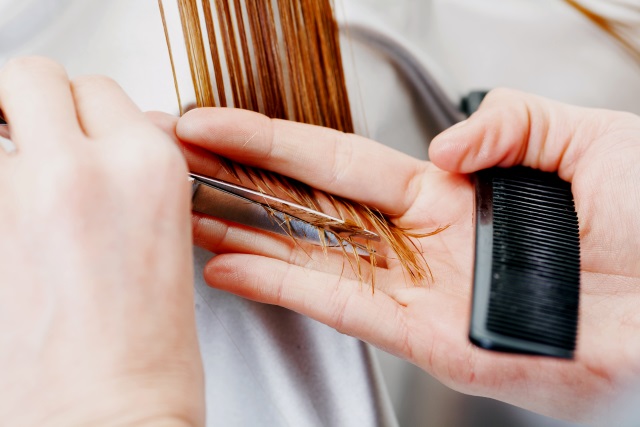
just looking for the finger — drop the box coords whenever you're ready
[204,253,406,350]
[428,88,639,181]
[0,57,83,151]
[193,213,385,282]
[145,111,204,172]
[145,111,179,142]
[176,108,427,215]
[71,75,145,138]
[146,111,231,184]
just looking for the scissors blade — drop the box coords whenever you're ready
[189,173,380,245]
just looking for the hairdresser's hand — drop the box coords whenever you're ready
[428,89,640,420]
[0,58,203,427]
[174,88,640,422]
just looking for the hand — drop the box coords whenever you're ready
[0,58,203,427]
[175,88,640,422]
[176,90,640,420]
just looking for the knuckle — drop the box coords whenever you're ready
[256,117,277,162]
[329,286,352,334]
[71,74,120,92]
[112,124,187,178]
[481,88,526,114]
[31,152,93,211]
[49,151,91,182]
[328,131,353,186]
[143,131,186,172]
[0,56,66,83]
[288,248,317,271]
[485,87,518,101]
[393,307,414,362]
[193,215,226,248]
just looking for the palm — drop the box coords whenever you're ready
[559,130,640,404]
[365,164,475,359]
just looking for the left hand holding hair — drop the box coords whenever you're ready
[173,89,640,423]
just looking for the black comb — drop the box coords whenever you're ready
[470,167,581,358]
[462,92,581,359]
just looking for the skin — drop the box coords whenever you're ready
[1,54,638,424]
[0,58,204,427]
[173,88,640,423]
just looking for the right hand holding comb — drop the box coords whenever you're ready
[174,89,640,423]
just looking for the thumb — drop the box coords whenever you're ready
[428,88,632,182]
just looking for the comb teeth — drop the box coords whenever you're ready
[470,167,581,358]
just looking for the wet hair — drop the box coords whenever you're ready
[159,0,440,285]
[157,0,638,286]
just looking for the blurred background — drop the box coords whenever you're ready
[1,1,638,425]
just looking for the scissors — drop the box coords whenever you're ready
[189,173,380,254]
[0,112,379,250]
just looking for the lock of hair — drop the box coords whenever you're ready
[158,0,440,285]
